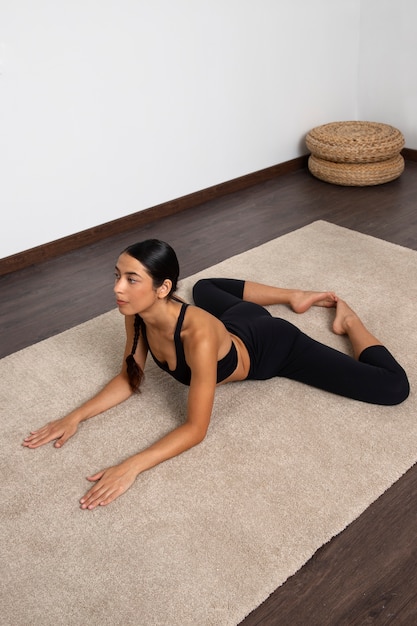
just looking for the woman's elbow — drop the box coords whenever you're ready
[188,423,209,447]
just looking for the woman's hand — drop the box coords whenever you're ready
[80,461,139,510]
[22,415,79,449]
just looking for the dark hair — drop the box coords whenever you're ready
[122,239,180,392]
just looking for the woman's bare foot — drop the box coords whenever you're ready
[332,298,382,359]
[332,298,358,335]
[290,290,337,314]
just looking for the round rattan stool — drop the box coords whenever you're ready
[306,121,404,163]
[306,121,405,186]
[308,153,405,187]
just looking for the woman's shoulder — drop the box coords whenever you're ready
[184,303,214,323]
[183,304,226,340]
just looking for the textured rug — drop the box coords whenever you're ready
[1,221,416,626]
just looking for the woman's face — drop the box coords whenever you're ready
[114,253,159,316]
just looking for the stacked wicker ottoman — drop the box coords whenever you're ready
[306,121,405,186]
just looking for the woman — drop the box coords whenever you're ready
[23,239,410,509]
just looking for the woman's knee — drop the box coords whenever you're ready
[386,372,410,405]
[192,279,211,306]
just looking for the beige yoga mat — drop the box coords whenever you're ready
[1,221,416,626]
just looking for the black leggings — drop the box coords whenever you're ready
[192,278,410,406]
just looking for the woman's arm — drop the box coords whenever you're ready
[79,323,219,510]
[22,315,148,449]
[22,373,134,449]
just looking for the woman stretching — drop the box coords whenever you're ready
[23,239,409,510]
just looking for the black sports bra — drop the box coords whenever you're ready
[143,303,238,386]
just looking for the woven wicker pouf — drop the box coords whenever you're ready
[308,154,405,187]
[306,121,405,186]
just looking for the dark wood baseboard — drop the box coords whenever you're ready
[1,156,308,276]
[402,147,417,162]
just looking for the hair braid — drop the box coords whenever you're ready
[126,314,144,393]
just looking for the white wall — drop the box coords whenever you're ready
[1,1,361,258]
[4,1,414,260]
[358,0,417,147]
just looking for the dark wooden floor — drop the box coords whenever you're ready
[1,163,417,624]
